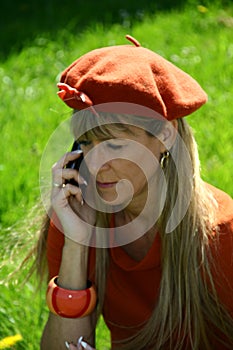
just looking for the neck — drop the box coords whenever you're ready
[116,172,161,222]
[113,174,161,249]
[114,209,158,262]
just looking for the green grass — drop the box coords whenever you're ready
[1,1,233,348]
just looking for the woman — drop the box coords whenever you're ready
[38,36,233,349]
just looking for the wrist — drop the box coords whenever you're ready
[46,276,97,318]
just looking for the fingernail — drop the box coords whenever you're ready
[73,150,83,154]
[65,341,70,349]
[77,336,83,350]
[81,199,84,206]
[79,175,88,186]
[81,340,88,349]
[81,340,92,350]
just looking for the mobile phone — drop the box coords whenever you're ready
[66,141,88,187]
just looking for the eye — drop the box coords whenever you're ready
[79,140,92,147]
[106,139,127,150]
[106,143,123,150]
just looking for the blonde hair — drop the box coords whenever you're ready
[35,112,233,349]
[109,118,233,349]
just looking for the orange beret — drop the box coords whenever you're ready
[57,35,207,120]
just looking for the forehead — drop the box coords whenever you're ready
[82,123,149,141]
[72,110,165,140]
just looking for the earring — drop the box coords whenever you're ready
[160,151,170,169]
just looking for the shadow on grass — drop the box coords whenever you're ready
[1,0,189,59]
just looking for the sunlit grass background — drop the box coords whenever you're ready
[0,0,233,348]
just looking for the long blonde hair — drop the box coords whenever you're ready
[108,118,233,349]
[35,112,233,349]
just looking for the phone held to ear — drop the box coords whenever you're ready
[66,141,89,187]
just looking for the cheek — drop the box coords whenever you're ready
[146,137,163,157]
[116,161,149,187]
[111,147,161,181]
[132,159,162,192]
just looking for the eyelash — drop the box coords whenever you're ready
[79,140,92,147]
[79,140,124,150]
[106,142,123,150]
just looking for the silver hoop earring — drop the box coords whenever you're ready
[160,151,170,169]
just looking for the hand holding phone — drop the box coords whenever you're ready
[66,141,89,188]
[52,141,96,235]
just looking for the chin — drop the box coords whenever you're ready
[100,193,132,209]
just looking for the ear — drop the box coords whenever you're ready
[158,120,178,152]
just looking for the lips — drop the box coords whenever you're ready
[96,180,117,188]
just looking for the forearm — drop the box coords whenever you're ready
[58,238,89,289]
[41,238,96,349]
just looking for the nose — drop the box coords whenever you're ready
[85,141,110,175]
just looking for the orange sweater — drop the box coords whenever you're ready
[46,184,233,349]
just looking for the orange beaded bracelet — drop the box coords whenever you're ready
[46,276,97,318]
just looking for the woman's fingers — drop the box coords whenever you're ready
[78,338,96,350]
[53,150,83,170]
[65,339,96,349]
[52,151,87,190]
[50,150,96,237]
[68,345,77,350]
[52,168,86,188]
[52,183,84,208]
[80,341,96,349]
[65,342,77,349]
